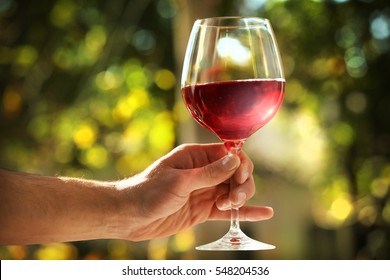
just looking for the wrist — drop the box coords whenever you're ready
[111,178,142,241]
[53,176,132,242]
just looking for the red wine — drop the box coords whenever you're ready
[182,79,285,142]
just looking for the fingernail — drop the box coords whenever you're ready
[237,192,247,204]
[239,171,249,184]
[222,155,238,171]
[220,201,231,211]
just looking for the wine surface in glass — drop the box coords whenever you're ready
[182,78,285,142]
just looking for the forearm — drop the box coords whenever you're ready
[0,169,126,245]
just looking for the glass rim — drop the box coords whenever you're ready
[195,16,270,28]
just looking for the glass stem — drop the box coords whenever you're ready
[230,207,240,234]
[227,143,243,237]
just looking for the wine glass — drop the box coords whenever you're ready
[181,16,285,250]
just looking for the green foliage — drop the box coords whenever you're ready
[239,0,390,259]
[0,0,177,179]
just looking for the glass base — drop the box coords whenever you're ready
[196,229,275,251]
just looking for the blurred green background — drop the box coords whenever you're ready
[0,0,389,260]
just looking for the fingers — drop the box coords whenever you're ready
[230,174,256,208]
[234,151,254,185]
[209,205,274,221]
[230,151,254,208]
[188,154,240,191]
[186,147,256,209]
[215,175,255,210]
[215,150,255,209]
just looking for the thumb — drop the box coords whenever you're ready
[189,154,240,191]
